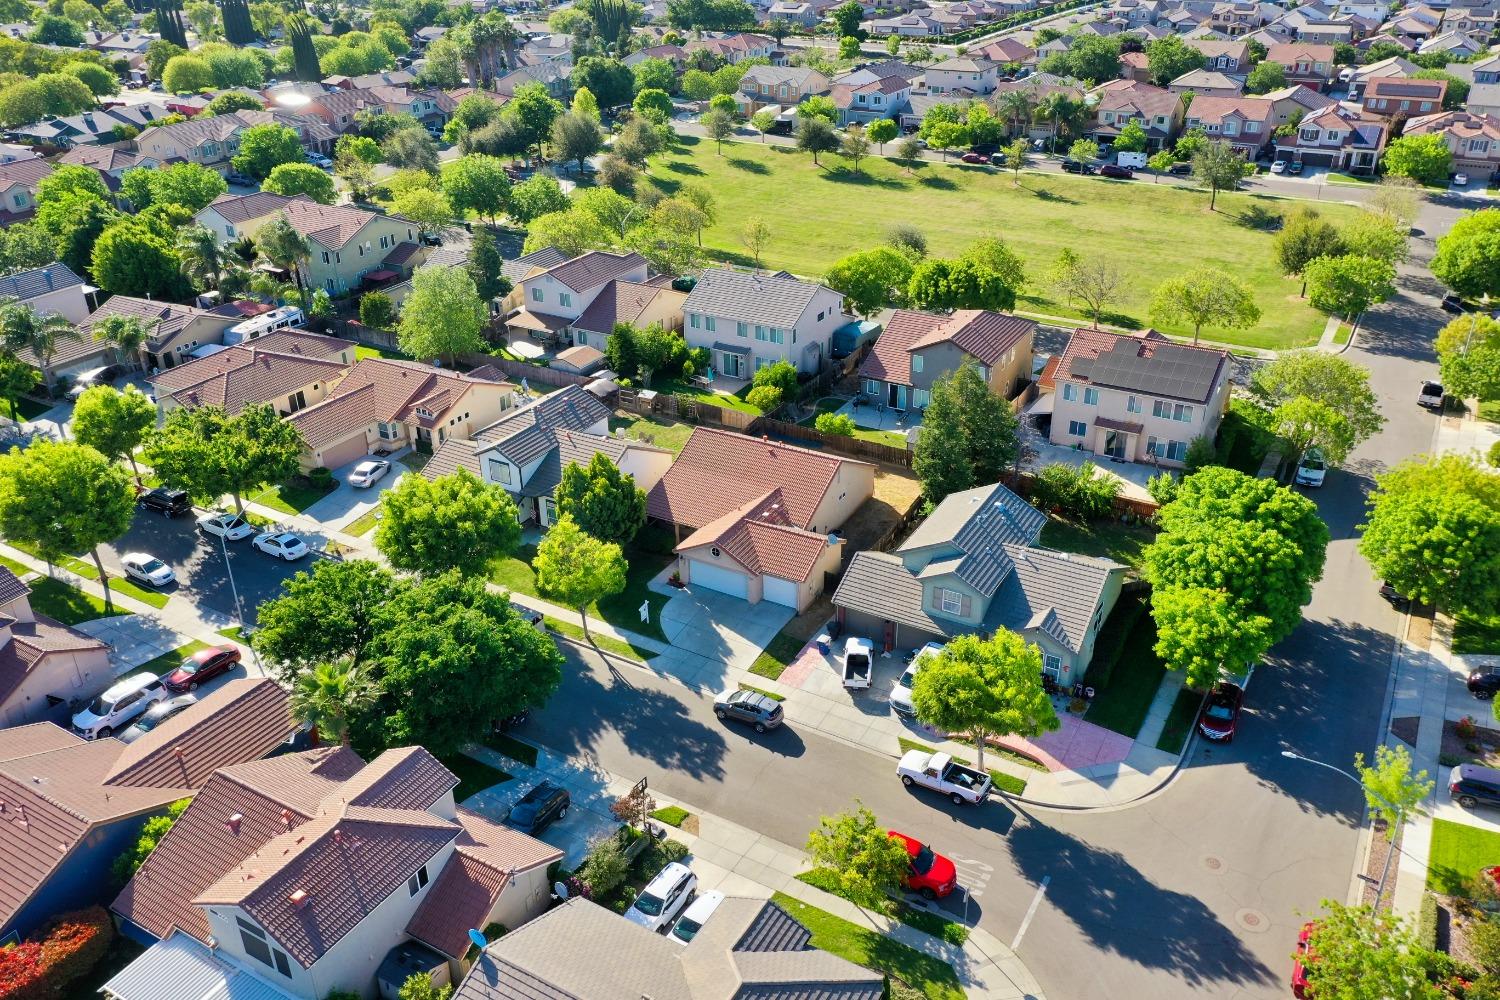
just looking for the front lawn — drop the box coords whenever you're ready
[1479,399,1500,424]
[1039,518,1155,571]
[1455,612,1500,656]
[644,137,1359,350]
[246,476,337,515]
[769,892,966,1000]
[1156,688,1202,754]
[795,867,969,945]
[749,629,808,681]
[135,640,210,676]
[438,752,513,802]
[27,576,115,625]
[483,732,539,767]
[12,396,54,420]
[0,552,31,577]
[546,616,658,662]
[1084,601,1167,740]
[1428,819,1500,896]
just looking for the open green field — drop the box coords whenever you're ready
[646,138,1361,350]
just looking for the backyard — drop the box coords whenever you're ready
[800,397,909,449]
[1039,517,1155,572]
[644,137,1360,350]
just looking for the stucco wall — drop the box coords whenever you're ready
[1,644,112,727]
[809,461,875,534]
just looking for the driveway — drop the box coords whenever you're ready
[650,583,794,690]
[300,453,412,530]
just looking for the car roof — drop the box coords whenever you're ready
[643,861,692,892]
[1460,764,1500,782]
[190,647,226,663]
[100,671,162,699]
[680,889,725,920]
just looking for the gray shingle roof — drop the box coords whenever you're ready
[901,482,1045,554]
[683,268,835,330]
[0,262,84,302]
[472,384,611,465]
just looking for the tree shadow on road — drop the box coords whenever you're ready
[1354,287,1441,362]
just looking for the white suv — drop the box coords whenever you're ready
[72,672,166,739]
[625,862,697,933]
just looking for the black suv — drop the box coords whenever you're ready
[504,781,570,833]
[1470,669,1500,700]
[713,688,783,732]
[1168,161,1192,175]
[138,488,191,517]
[1061,159,1096,175]
[1451,764,1500,809]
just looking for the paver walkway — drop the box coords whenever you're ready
[998,713,1135,772]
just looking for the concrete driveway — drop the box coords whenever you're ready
[649,584,794,691]
[300,453,411,530]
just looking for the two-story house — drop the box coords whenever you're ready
[110,746,563,1000]
[1348,54,1418,99]
[149,331,356,416]
[506,250,654,347]
[1262,42,1336,90]
[735,65,831,114]
[1361,76,1447,119]
[1180,95,1276,155]
[1273,101,1386,171]
[133,110,333,175]
[686,31,779,63]
[1418,28,1485,57]
[833,481,1127,685]
[768,0,821,27]
[49,296,245,377]
[0,262,93,326]
[683,268,848,378]
[567,275,687,353]
[1185,37,1252,73]
[830,64,918,125]
[1404,109,1500,180]
[1087,80,1185,151]
[277,200,429,296]
[922,55,1000,94]
[424,385,673,528]
[1168,68,1244,96]
[9,104,172,149]
[1046,327,1232,467]
[55,145,162,204]
[298,86,455,134]
[195,191,310,244]
[0,156,51,225]
[858,309,1035,413]
[973,36,1037,66]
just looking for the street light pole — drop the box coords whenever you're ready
[1281,750,1401,907]
[218,526,262,674]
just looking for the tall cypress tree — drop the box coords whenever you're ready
[219,0,257,44]
[155,0,188,48]
[285,13,321,83]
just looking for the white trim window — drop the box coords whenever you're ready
[940,588,963,614]
[1042,653,1062,679]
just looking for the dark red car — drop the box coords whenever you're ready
[163,645,241,692]
[1197,681,1244,742]
[1100,163,1134,179]
[1292,921,1315,998]
[889,831,958,900]
[959,151,988,164]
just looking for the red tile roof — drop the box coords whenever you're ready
[678,492,835,583]
[859,310,1033,387]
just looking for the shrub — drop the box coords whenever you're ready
[359,290,396,331]
[751,360,798,398]
[815,412,856,436]
[112,798,190,885]
[577,835,630,898]
[0,907,114,1000]
[1183,435,1217,473]
[1030,462,1120,521]
[1459,715,1479,740]
[0,942,46,999]
[1490,439,1500,468]
[308,466,333,488]
[1146,471,1179,507]
[658,838,690,864]
[746,385,783,413]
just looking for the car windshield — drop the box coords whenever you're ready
[1205,703,1234,720]
[134,708,178,732]
[912,844,935,875]
[632,891,665,916]
[673,918,703,942]
[223,517,245,529]
[898,668,916,689]
[1301,459,1324,471]
[85,696,111,715]
[1424,382,1443,394]
[178,659,202,675]
[139,558,166,573]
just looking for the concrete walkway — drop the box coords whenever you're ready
[465,738,1047,1000]
[1134,671,1187,748]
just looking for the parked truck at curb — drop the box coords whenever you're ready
[897,749,993,805]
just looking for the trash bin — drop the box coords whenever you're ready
[815,633,832,656]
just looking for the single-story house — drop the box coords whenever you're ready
[0,567,109,729]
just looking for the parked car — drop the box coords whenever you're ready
[1441,293,1465,314]
[889,831,958,899]
[1294,447,1326,488]
[139,487,191,517]
[1061,159,1095,174]
[897,749,992,805]
[989,151,1007,165]
[1291,921,1315,999]
[72,672,166,739]
[625,861,697,933]
[1451,763,1500,809]
[891,642,944,718]
[713,687,783,732]
[1196,681,1243,742]
[348,459,391,488]
[225,172,254,186]
[1455,172,1470,186]
[121,552,175,587]
[1099,163,1134,180]
[164,645,242,692]
[842,636,873,689]
[1379,581,1410,610]
[119,693,198,743]
[959,151,987,164]
[1287,161,1304,176]
[504,781,570,833]
[252,531,310,561]
[670,889,725,944]
[305,153,333,169]
[197,511,255,541]
[1418,380,1445,410]
[1270,160,1288,174]
[1167,160,1192,175]
[510,602,545,629]
[1468,669,1500,699]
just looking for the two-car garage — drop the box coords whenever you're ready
[683,553,806,610]
[687,559,750,601]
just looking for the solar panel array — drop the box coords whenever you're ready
[1083,340,1222,402]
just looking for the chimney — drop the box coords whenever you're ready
[289,889,310,908]
[227,813,243,834]
[280,808,292,826]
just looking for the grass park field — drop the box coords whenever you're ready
[644,137,1362,350]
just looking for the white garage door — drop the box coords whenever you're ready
[689,560,748,599]
[317,434,370,473]
[762,576,799,609]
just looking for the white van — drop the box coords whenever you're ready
[671,889,725,944]
[625,862,697,933]
[72,672,167,739]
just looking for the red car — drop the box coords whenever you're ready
[889,831,958,899]
[163,645,241,692]
[1197,681,1244,742]
[959,151,987,164]
[1292,921,1315,998]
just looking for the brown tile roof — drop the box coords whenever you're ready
[859,310,944,385]
[202,191,311,226]
[1093,80,1183,123]
[57,145,151,172]
[1265,42,1335,64]
[0,615,110,710]
[0,158,52,190]
[860,310,1033,386]
[571,279,674,335]
[677,491,835,583]
[1406,109,1500,144]
[645,427,870,531]
[287,358,508,449]
[0,566,29,606]
[103,678,294,789]
[1184,95,1276,127]
[279,200,388,251]
[79,297,233,353]
[152,346,349,414]
[540,250,648,293]
[0,723,82,760]
[1365,76,1446,100]
[332,745,458,811]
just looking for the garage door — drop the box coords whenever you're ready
[762,576,799,609]
[317,434,369,472]
[688,560,748,599]
[1297,151,1336,167]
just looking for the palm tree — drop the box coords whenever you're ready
[177,224,228,293]
[290,661,374,748]
[0,300,80,397]
[255,216,311,297]
[92,314,150,373]
[1037,93,1087,154]
[996,90,1036,140]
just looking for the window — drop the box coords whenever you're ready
[940,588,963,614]
[705,316,716,332]
[321,251,330,265]
[754,356,771,371]
[1062,383,1077,401]
[769,328,783,344]
[378,421,400,439]
[1082,387,1099,405]
[1152,399,1168,419]
[912,355,923,374]
[1042,653,1062,679]
[225,224,236,237]
[489,458,513,485]
[236,918,289,978]
[1246,121,1260,133]
[1127,395,1141,413]
[737,321,748,338]
[1166,439,1188,461]
[1068,419,1087,437]
[754,325,768,341]
[408,864,430,896]
[559,292,572,307]
[577,332,588,347]
[531,288,543,302]
[1300,128,1319,142]
[689,314,700,329]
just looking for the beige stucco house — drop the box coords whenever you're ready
[0,568,111,728]
[0,263,93,326]
[149,331,356,416]
[858,309,1035,412]
[504,250,655,347]
[683,268,849,379]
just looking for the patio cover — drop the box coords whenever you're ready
[508,309,570,333]
[362,269,398,284]
[1094,416,1143,433]
[713,340,751,355]
[1023,391,1053,416]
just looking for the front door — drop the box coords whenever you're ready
[888,383,907,409]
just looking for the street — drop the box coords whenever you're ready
[518,192,1459,997]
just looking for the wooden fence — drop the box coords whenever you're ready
[617,390,760,431]
[461,356,594,389]
[327,319,399,351]
[1006,469,1159,520]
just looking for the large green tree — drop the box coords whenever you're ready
[1432,209,1500,302]
[374,467,521,577]
[1152,586,1273,689]
[441,154,511,226]
[913,360,1020,502]
[142,402,304,514]
[253,559,403,677]
[555,452,646,545]
[1435,313,1500,401]
[1250,352,1384,476]
[533,513,626,641]
[1304,254,1396,326]
[397,264,487,364]
[1301,902,1442,1000]
[119,162,227,213]
[262,162,336,204]
[70,385,156,479]
[91,221,191,300]
[824,247,914,318]
[805,803,912,907]
[1190,140,1250,211]
[1274,206,1345,296]
[1382,132,1452,187]
[1150,267,1261,346]
[231,123,304,180]
[1145,34,1203,86]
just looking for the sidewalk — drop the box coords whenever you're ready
[462,740,1047,1000]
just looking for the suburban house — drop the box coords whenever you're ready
[451,896,884,1000]
[1168,68,1244,96]
[132,110,333,174]
[566,276,687,354]
[1271,101,1386,172]
[149,331,356,415]
[194,191,312,243]
[1262,82,1338,127]
[0,262,93,325]
[1348,55,1418,99]
[646,428,874,610]
[735,65,831,114]
[286,357,515,470]
[1,678,295,942]
[0,567,109,729]
[686,32,778,63]
[1262,42,1336,90]
[0,157,51,225]
[922,55,1000,95]
[1440,4,1496,41]
[870,12,947,35]
[1185,37,1252,72]
[991,75,1088,141]
[492,61,572,99]
[505,250,654,347]
[1088,80,1186,151]
[56,145,162,198]
[424,384,673,527]
[261,200,428,296]
[829,64,917,125]
[110,746,563,1000]
[75,296,246,374]
[296,86,455,133]
[9,104,172,149]
[1360,76,1447,119]
[1180,95,1277,155]
[858,309,1036,413]
[1404,110,1500,179]
[1045,327,1231,467]
[768,0,821,27]
[682,268,848,378]
[1419,29,1485,56]
[973,36,1037,65]
[833,481,1126,685]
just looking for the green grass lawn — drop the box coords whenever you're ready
[646,137,1358,349]
[1428,819,1500,896]
[355,344,410,361]
[135,640,210,676]
[483,732,539,767]
[246,476,337,516]
[1039,518,1155,571]
[490,538,673,645]
[6,543,169,609]
[797,400,908,449]
[770,892,965,1000]
[1156,688,1202,754]
[794,868,970,945]
[1332,321,1354,346]
[1480,399,1500,424]
[438,752,513,802]
[651,805,691,827]
[1324,172,1379,186]
[608,414,696,454]
[1455,612,1500,655]
[739,681,785,701]
[219,625,246,641]
[26,576,115,625]
[545,615,658,661]
[0,552,31,577]
[1084,611,1166,740]
[12,396,54,420]
[748,629,809,681]
[343,507,382,537]
[654,374,762,414]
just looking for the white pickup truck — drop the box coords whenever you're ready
[842,637,873,689]
[897,749,992,805]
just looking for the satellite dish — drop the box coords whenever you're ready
[553,881,569,900]
[468,928,487,951]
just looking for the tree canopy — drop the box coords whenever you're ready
[913,360,1020,502]
[397,264,488,364]
[532,513,627,639]
[1432,209,1500,301]
[555,452,647,545]
[375,467,522,577]
[142,402,304,513]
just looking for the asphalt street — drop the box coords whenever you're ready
[520,192,1464,997]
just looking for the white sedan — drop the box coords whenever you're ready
[196,511,255,541]
[121,552,176,587]
[253,531,310,561]
[348,459,391,488]
[1270,160,1288,174]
